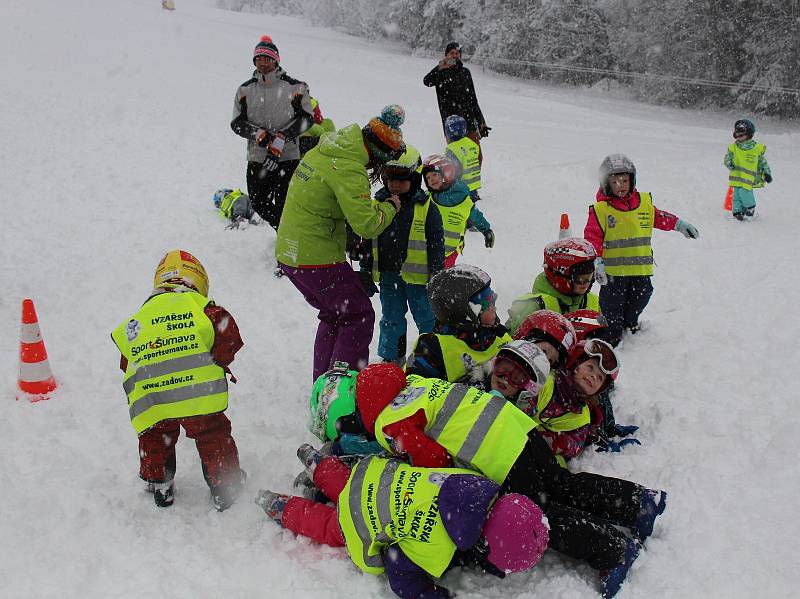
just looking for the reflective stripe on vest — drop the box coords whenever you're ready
[372,199,431,285]
[447,138,481,191]
[529,373,591,432]
[594,192,655,276]
[111,291,228,435]
[219,189,244,219]
[432,193,473,255]
[338,457,464,577]
[374,375,533,483]
[728,142,766,190]
[435,333,511,382]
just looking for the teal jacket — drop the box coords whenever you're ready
[276,124,397,267]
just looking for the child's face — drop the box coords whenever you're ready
[425,171,444,191]
[387,179,411,195]
[570,272,594,295]
[479,303,497,326]
[609,173,631,197]
[573,358,607,396]
[536,340,560,368]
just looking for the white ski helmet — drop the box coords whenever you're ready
[599,154,636,194]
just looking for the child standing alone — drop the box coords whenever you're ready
[725,118,772,221]
[583,154,700,346]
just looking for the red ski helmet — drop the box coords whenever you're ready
[512,310,576,369]
[543,237,598,296]
[564,309,609,342]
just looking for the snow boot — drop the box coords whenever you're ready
[292,470,328,502]
[210,469,247,512]
[297,443,328,477]
[600,538,642,598]
[255,490,290,524]
[633,489,667,542]
[732,211,745,221]
[149,480,174,508]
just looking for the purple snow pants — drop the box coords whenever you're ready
[279,261,375,381]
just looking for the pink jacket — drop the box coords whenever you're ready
[584,188,679,256]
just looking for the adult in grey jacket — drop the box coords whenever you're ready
[231,35,314,230]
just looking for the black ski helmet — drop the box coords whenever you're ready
[599,154,636,195]
[427,265,492,330]
[733,119,755,139]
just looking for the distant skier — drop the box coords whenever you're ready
[724,118,772,221]
[111,250,246,510]
[583,154,700,346]
[423,42,490,153]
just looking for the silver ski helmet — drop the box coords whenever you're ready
[599,154,636,195]
[427,264,493,331]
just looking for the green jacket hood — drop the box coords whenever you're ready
[316,123,369,165]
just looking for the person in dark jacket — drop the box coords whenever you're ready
[230,34,314,230]
[423,42,490,153]
[355,145,445,365]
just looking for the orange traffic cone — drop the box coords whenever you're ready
[724,186,733,211]
[17,299,57,402]
[558,213,573,239]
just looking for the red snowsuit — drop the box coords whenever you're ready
[119,300,244,486]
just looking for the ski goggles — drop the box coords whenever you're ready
[493,356,531,387]
[583,338,619,376]
[470,287,497,311]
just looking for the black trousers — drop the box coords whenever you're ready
[502,431,643,570]
[246,159,300,230]
[599,275,654,345]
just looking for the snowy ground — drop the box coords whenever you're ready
[1,1,798,597]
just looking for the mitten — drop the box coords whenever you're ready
[594,257,609,285]
[674,219,699,239]
[483,229,495,248]
[763,173,773,183]
[596,438,641,453]
[614,424,639,437]
[357,270,378,297]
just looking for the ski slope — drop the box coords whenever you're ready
[1,1,798,597]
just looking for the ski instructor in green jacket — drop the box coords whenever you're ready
[276,105,406,381]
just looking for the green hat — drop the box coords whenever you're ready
[309,362,358,442]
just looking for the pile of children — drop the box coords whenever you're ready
[115,114,776,598]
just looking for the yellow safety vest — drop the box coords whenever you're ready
[447,137,481,191]
[728,142,766,190]
[432,333,512,382]
[432,192,473,256]
[338,456,472,577]
[111,291,228,435]
[372,199,431,285]
[593,192,655,277]
[219,189,244,219]
[373,375,533,483]
[529,373,590,433]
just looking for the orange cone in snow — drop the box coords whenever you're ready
[17,299,57,402]
[724,186,733,211]
[558,213,573,239]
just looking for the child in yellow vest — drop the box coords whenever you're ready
[584,154,699,346]
[111,250,246,510]
[422,154,493,268]
[724,118,772,221]
[444,114,483,201]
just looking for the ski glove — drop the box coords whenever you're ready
[614,424,639,437]
[483,229,495,248]
[594,257,609,285]
[763,173,773,183]
[674,219,699,239]
[596,438,641,453]
[357,270,378,297]
[479,124,491,137]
